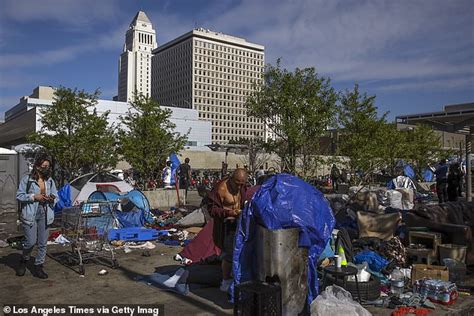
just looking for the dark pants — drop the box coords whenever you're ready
[437,180,448,203]
[331,177,338,191]
[222,219,237,263]
[22,205,48,265]
[179,178,189,199]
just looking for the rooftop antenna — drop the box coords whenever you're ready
[194,21,198,29]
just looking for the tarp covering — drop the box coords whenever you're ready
[179,219,221,263]
[232,174,335,304]
[403,164,416,179]
[54,183,72,214]
[88,189,153,227]
[422,168,434,182]
[169,153,181,186]
[387,175,416,190]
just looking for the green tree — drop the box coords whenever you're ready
[118,95,188,183]
[246,60,338,175]
[28,87,117,184]
[403,124,445,177]
[378,122,408,176]
[337,84,387,183]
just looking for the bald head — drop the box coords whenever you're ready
[230,168,248,190]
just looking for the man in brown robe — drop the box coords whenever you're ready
[207,168,248,292]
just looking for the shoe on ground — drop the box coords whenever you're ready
[16,257,27,277]
[220,279,232,292]
[33,264,48,279]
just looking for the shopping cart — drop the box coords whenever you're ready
[59,201,119,275]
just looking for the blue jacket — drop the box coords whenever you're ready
[16,175,58,226]
[435,164,449,182]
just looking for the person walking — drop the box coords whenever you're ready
[447,162,462,202]
[178,158,192,200]
[16,153,57,279]
[435,159,449,203]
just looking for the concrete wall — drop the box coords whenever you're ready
[142,188,186,209]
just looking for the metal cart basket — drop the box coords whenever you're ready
[59,201,119,275]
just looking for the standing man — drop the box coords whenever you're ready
[330,164,340,192]
[207,168,248,292]
[178,158,192,200]
[447,162,462,201]
[435,159,449,203]
[16,153,57,279]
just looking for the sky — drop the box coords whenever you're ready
[0,0,473,121]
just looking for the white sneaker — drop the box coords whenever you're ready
[220,279,232,292]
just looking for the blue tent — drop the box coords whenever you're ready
[88,189,153,227]
[54,183,72,214]
[232,174,335,304]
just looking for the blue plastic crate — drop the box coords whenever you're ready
[108,227,168,241]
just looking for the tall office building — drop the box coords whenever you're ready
[151,28,265,144]
[117,11,157,102]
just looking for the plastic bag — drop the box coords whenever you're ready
[310,285,372,316]
[354,250,389,272]
[347,262,371,282]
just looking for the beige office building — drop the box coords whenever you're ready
[117,11,157,102]
[151,28,265,144]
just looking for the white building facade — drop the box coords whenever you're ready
[0,87,211,150]
[151,28,265,144]
[117,11,157,102]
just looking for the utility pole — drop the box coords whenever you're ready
[467,127,473,202]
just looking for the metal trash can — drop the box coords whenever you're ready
[256,225,308,316]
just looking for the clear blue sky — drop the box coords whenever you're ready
[0,0,473,121]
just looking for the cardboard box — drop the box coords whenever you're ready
[411,264,449,285]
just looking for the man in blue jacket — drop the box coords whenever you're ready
[16,153,58,279]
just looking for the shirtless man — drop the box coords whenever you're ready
[207,168,248,292]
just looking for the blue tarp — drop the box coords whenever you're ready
[403,164,416,179]
[422,168,434,182]
[354,250,389,272]
[88,190,153,227]
[232,174,335,304]
[54,183,72,214]
[170,153,181,186]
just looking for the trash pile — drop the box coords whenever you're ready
[316,183,474,315]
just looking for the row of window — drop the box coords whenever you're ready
[195,75,259,85]
[194,92,248,103]
[194,53,263,66]
[194,69,261,79]
[194,83,256,93]
[194,39,263,60]
[194,61,261,73]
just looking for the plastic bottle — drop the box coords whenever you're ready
[338,245,347,266]
[390,268,405,297]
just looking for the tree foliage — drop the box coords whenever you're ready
[337,84,388,182]
[246,60,338,175]
[28,87,117,184]
[118,95,188,182]
[402,124,446,177]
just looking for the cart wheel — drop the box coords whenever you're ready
[112,260,119,269]
[79,265,85,275]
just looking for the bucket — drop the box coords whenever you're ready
[438,244,467,263]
